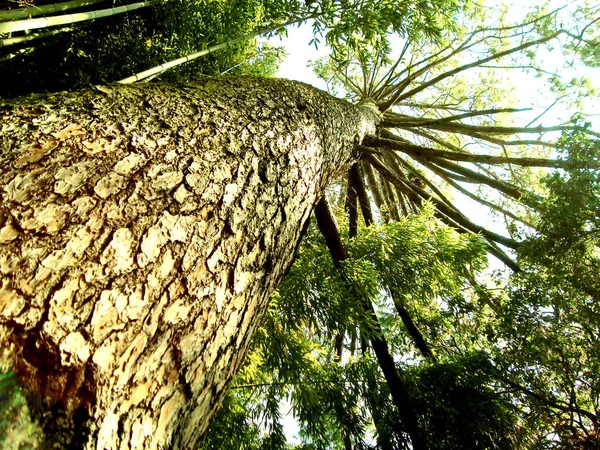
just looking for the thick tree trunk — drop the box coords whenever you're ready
[0,76,378,449]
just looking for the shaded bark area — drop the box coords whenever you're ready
[0,77,378,449]
[346,168,359,238]
[362,160,389,222]
[348,163,373,226]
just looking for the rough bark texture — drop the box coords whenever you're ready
[0,76,377,449]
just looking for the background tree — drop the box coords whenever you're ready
[0,0,461,96]
[0,0,466,448]
[0,0,286,97]
[200,1,600,448]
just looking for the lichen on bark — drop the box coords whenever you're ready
[0,76,378,449]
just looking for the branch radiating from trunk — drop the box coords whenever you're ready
[384,112,600,139]
[368,134,600,169]
[386,30,562,108]
[493,373,599,425]
[366,154,519,250]
[381,177,401,220]
[346,167,359,238]
[389,149,536,229]
[362,161,389,223]
[427,157,540,208]
[436,167,537,230]
[353,162,437,359]
[390,289,436,360]
[349,163,374,226]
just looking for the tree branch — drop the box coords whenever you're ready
[362,160,390,223]
[389,30,563,107]
[366,154,520,250]
[384,114,600,140]
[346,168,359,239]
[441,172,537,230]
[368,134,599,169]
[494,373,599,425]
[349,163,374,226]
[314,197,427,450]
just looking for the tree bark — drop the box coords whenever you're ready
[0,76,378,449]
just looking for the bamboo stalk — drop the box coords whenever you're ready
[116,15,311,83]
[0,46,31,61]
[0,0,160,34]
[0,26,72,47]
[0,0,106,22]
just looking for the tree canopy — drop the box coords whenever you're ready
[201,1,600,448]
[1,0,600,448]
[0,0,287,96]
[0,0,460,96]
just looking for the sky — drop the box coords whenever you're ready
[271,23,329,90]
[266,8,600,241]
[268,20,520,249]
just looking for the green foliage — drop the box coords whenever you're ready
[344,205,488,355]
[314,0,462,60]
[489,125,600,446]
[0,370,41,449]
[520,124,600,296]
[1,0,465,96]
[0,0,284,97]
[299,9,599,445]
[348,204,488,304]
[409,353,518,450]
[201,292,368,449]
[203,210,499,448]
[2,1,598,448]
[200,392,263,449]
[203,164,600,448]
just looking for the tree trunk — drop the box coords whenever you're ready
[0,76,378,449]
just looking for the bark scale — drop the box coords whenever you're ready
[0,76,377,448]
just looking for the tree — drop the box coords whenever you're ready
[0,1,465,446]
[201,2,600,448]
[0,77,378,447]
[1,1,599,449]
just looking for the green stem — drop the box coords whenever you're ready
[1,26,72,47]
[0,0,106,21]
[116,15,312,83]
[0,0,161,34]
